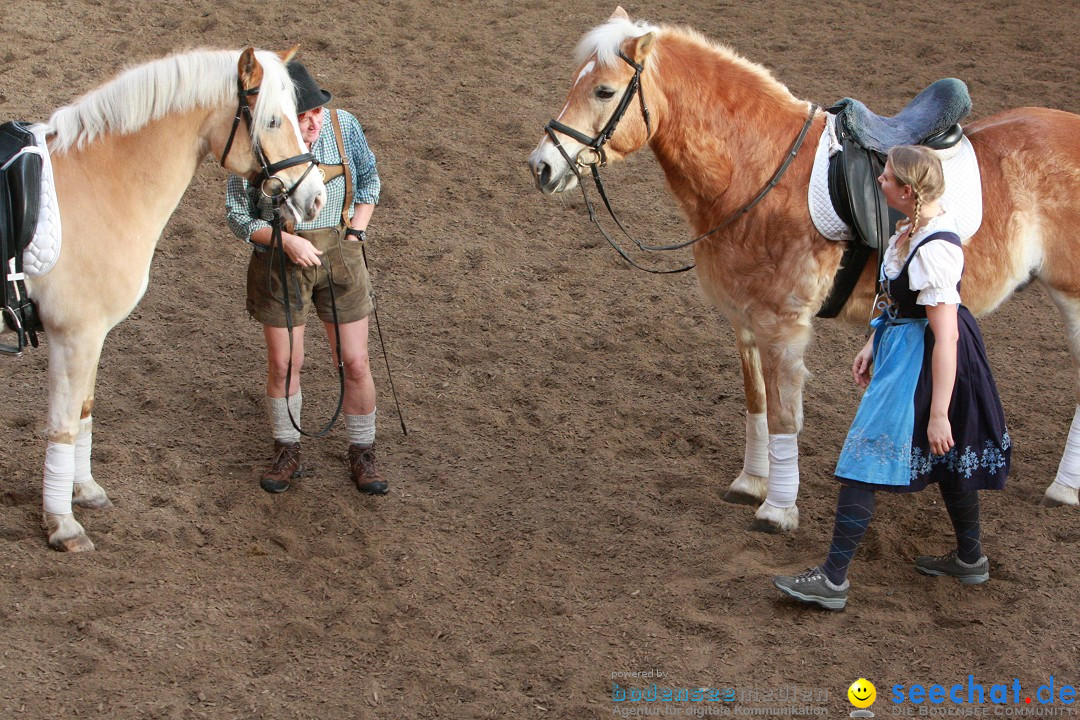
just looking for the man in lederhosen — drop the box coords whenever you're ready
[226,61,387,496]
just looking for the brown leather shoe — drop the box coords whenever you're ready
[348,444,388,495]
[260,441,304,494]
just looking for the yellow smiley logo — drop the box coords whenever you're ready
[848,678,876,708]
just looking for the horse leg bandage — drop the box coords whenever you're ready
[764,433,799,509]
[43,442,75,516]
[743,412,770,477]
[1054,405,1080,490]
[73,416,92,485]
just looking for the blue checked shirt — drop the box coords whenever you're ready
[226,108,380,247]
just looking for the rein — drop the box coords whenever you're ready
[544,52,818,274]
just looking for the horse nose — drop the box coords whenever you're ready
[531,159,552,191]
[308,191,324,220]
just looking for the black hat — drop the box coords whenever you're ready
[288,61,332,113]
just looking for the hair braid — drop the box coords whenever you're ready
[898,194,923,259]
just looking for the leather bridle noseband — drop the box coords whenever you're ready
[544,51,819,274]
[220,75,319,208]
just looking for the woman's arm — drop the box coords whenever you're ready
[925,302,959,455]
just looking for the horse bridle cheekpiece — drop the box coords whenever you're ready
[545,50,651,170]
[544,50,818,274]
[220,75,318,204]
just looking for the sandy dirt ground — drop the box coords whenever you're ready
[1,0,1079,718]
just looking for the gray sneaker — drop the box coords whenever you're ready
[773,567,849,610]
[915,550,989,584]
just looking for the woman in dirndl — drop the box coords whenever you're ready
[773,144,1011,610]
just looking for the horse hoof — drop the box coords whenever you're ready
[73,495,113,510]
[73,480,114,510]
[44,513,95,552]
[49,532,96,552]
[751,501,799,533]
[1041,481,1079,508]
[724,471,768,505]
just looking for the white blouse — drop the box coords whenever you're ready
[880,212,964,307]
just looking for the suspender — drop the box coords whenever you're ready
[328,109,354,227]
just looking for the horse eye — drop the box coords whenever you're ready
[595,87,616,101]
[267,116,281,129]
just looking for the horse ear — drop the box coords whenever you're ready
[237,47,264,91]
[625,31,657,65]
[610,6,630,20]
[278,44,300,64]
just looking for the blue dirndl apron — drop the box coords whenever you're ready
[834,312,928,486]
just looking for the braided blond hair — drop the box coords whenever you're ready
[888,145,945,258]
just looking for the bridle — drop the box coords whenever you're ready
[544,51,819,274]
[220,75,319,209]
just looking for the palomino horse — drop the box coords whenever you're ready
[529,8,1080,532]
[6,47,326,551]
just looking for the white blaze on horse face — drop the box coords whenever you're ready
[529,130,584,195]
[257,108,325,223]
[575,60,596,87]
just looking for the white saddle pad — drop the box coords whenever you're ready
[19,125,62,277]
[808,114,983,243]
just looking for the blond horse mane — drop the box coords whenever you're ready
[46,49,297,153]
[574,16,659,67]
[575,16,796,106]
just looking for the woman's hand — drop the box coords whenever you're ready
[852,338,874,389]
[927,413,955,456]
[281,233,323,267]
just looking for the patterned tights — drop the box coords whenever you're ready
[821,484,983,586]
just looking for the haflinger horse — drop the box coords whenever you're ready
[6,47,325,551]
[529,7,1080,532]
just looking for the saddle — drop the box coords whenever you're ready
[816,79,971,319]
[0,121,44,354]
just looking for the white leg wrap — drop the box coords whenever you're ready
[74,416,93,485]
[43,442,76,516]
[743,412,770,477]
[764,433,799,509]
[1055,405,1080,490]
